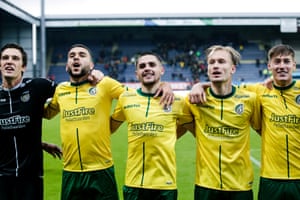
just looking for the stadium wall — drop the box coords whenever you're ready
[0,11,37,77]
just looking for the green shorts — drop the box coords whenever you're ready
[61,166,119,200]
[194,185,253,200]
[258,177,300,200]
[123,185,177,200]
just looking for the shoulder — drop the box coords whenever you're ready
[119,89,137,98]
[97,76,124,90]
[100,76,121,85]
[237,82,263,90]
[55,81,70,89]
[294,80,300,87]
[27,77,51,83]
[234,86,257,99]
[24,78,57,88]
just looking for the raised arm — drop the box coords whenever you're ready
[189,82,211,104]
[154,82,175,106]
[110,117,124,134]
[177,122,195,139]
[87,69,104,85]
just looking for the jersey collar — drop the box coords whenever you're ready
[137,88,157,97]
[70,79,89,86]
[273,80,296,91]
[1,78,24,91]
[209,85,236,99]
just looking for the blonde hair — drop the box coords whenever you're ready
[205,45,241,65]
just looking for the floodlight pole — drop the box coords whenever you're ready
[40,0,46,78]
[32,24,37,77]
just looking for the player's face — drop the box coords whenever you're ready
[135,55,164,86]
[207,50,236,83]
[66,47,94,80]
[0,48,26,80]
[268,54,296,87]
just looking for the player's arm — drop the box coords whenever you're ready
[177,95,196,139]
[110,117,124,134]
[42,142,62,159]
[250,93,262,136]
[177,122,195,139]
[43,97,60,119]
[189,82,211,104]
[254,129,262,136]
[261,76,273,89]
[110,97,125,133]
[87,69,104,85]
[154,82,174,106]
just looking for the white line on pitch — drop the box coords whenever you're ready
[251,156,261,167]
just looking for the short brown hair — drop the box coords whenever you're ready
[268,44,295,61]
[0,43,27,66]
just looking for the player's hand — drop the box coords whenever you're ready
[261,77,273,89]
[154,82,174,106]
[88,69,104,85]
[189,82,210,104]
[42,142,62,159]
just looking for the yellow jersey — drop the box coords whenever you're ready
[185,86,261,191]
[111,88,193,189]
[242,81,300,179]
[44,77,125,172]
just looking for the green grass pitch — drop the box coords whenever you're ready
[42,112,261,200]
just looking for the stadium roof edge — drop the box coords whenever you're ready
[45,12,300,19]
[43,13,300,28]
[1,0,300,28]
[0,0,40,25]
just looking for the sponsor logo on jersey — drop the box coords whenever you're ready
[235,104,244,115]
[204,124,239,137]
[124,104,140,109]
[130,122,164,136]
[0,115,30,130]
[235,94,250,98]
[58,91,71,97]
[269,113,300,129]
[293,86,300,90]
[262,94,277,98]
[89,87,97,95]
[270,113,300,124]
[63,107,95,118]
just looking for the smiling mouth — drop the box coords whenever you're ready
[142,72,154,77]
[4,66,14,72]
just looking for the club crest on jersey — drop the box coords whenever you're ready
[20,93,30,102]
[164,105,172,112]
[89,87,97,95]
[235,104,244,115]
[296,95,300,105]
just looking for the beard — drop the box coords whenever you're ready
[67,67,89,79]
[142,80,156,87]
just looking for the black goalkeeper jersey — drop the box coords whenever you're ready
[0,78,56,177]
